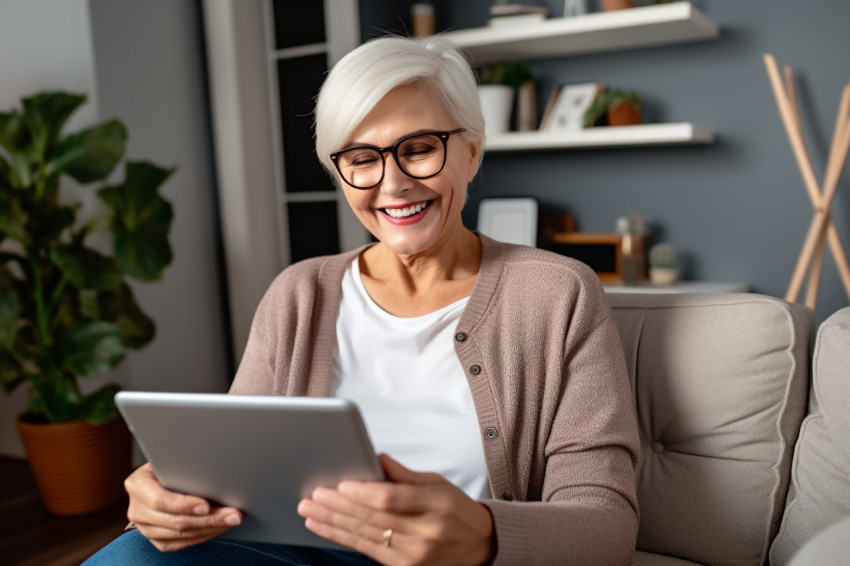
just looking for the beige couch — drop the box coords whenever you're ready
[607,293,850,566]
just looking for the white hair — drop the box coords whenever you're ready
[314,35,485,176]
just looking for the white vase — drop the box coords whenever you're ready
[478,85,514,135]
[650,267,678,285]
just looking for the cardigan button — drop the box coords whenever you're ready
[485,427,497,439]
[455,332,468,342]
[470,365,481,375]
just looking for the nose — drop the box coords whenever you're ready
[379,152,413,196]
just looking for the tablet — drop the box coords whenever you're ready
[115,391,384,549]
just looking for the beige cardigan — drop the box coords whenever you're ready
[231,234,640,565]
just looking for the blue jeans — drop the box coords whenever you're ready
[82,530,378,565]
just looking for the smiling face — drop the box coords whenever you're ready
[334,82,481,258]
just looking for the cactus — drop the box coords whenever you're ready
[649,243,676,269]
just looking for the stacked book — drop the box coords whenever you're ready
[488,3,548,28]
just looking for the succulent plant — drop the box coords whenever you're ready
[649,243,676,269]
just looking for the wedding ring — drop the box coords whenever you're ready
[382,528,393,547]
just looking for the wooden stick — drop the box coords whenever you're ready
[805,226,826,311]
[783,84,850,302]
[827,222,850,300]
[764,54,822,207]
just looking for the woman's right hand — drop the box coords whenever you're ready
[125,462,243,552]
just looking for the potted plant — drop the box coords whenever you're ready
[478,61,537,133]
[649,243,678,285]
[0,91,175,515]
[583,90,643,127]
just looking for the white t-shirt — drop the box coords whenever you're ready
[331,258,492,500]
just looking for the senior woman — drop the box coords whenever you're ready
[84,36,639,565]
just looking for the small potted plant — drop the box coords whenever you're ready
[583,90,643,127]
[649,243,678,285]
[0,91,175,515]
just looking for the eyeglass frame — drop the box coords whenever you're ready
[329,127,466,190]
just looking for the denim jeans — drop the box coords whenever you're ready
[82,530,378,566]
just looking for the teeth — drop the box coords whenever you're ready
[385,202,428,218]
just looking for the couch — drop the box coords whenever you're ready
[606,293,850,566]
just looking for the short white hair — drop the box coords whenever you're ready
[314,35,485,176]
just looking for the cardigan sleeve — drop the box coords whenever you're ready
[483,274,640,565]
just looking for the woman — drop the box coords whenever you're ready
[85,36,639,565]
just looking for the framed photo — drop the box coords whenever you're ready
[477,198,538,247]
[540,82,605,132]
[548,232,624,281]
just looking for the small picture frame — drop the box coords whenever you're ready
[477,198,538,247]
[540,82,605,132]
[547,232,624,281]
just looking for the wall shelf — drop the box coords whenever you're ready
[484,123,714,152]
[441,2,718,64]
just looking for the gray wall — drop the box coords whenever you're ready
[361,1,850,323]
[88,0,232,394]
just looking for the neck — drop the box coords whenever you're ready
[360,228,482,304]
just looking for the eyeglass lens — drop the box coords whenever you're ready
[336,132,446,189]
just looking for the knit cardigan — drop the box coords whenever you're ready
[231,234,640,565]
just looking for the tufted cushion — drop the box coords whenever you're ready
[608,293,813,566]
[769,307,850,565]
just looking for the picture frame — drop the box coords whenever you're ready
[540,82,605,132]
[547,232,624,281]
[477,198,539,247]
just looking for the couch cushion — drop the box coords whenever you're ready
[634,550,705,565]
[769,307,850,565]
[608,293,813,566]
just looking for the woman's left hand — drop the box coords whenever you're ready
[297,453,495,566]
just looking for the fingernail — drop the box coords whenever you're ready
[225,514,242,526]
[193,504,208,515]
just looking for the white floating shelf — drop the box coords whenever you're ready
[442,2,718,64]
[484,123,714,152]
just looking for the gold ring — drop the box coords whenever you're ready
[382,528,393,547]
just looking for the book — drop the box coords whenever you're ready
[488,12,547,27]
[489,3,548,17]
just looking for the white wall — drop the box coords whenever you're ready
[88,0,231,394]
[0,0,231,458]
[0,0,102,457]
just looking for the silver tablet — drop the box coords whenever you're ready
[115,391,384,549]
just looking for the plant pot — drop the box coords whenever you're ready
[478,85,514,135]
[607,99,642,126]
[15,413,132,516]
[650,267,678,285]
[601,0,633,10]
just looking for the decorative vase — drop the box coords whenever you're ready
[607,99,642,126]
[515,82,538,131]
[478,85,514,135]
[15,413,132,516]
[601,0,633,10]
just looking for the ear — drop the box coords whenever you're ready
[465,139,482,182]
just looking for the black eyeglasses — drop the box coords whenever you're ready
[329,128,465,190]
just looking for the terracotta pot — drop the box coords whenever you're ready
[607,99,642,126]
[601,0,633,10]
[16,413,131,516]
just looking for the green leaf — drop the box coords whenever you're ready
[79,382,121,424]
[28,373,80,422]
[0,191,28,242]
[99,162,175,280]
[58,319,125,380]
[21,92,86,163]
[51,245,122,290]
[32,204,75,246]
[0,348,26,394]
[0,267,21,347]
[0,111,32,188]
[47,120,126,183]
[96,283,156,349]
